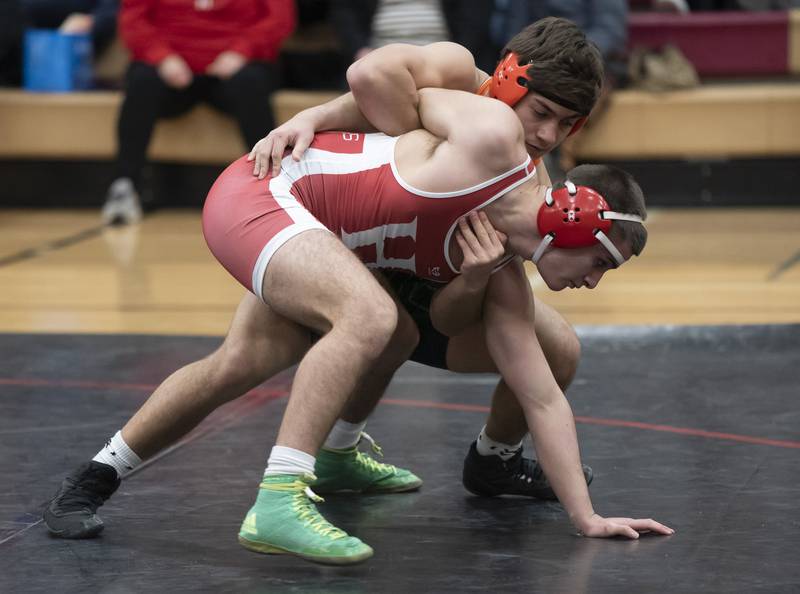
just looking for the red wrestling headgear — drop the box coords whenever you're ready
[477,52,586,136]
[531,180,645,266]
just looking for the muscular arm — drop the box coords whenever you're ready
[347,42,480,136]
[306,42,480,134]
[430,276,487,337]
[415,88,526,175]
[481,260,674,539]
[251,42,483,177]
[483,260,596,532]
[295,93,375,135]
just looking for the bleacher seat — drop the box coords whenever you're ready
[629,10,795,76]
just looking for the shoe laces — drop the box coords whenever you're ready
[58,485,107,511]
[508,451,546,485]
[57,467,118,511]
[356,433,396,475]
[266,476,348,540]
[359,432,383,457]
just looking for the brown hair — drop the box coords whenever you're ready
[563,164,648,256]
[502,17,603,116]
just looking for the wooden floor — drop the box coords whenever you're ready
[0,208,798,335]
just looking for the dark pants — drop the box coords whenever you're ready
[0,0,23,86]
[115,60,279,186]
[383,270,451,370]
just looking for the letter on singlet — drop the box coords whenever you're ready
[340,219,418,272]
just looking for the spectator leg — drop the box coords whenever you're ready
[114,61,198,186]
[207,61,279,149]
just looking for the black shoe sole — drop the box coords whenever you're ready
[462,473,502,498]
[43,513,104,539]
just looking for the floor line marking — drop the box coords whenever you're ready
[767,248,800,281]
[381,399,800,449]
[0,518,43,546]
[0,225,106,268]
[2,376,798,452]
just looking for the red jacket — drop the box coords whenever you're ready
[120,0,296,72]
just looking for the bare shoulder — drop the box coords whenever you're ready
[459,97,526,174]
[395,127,489,192]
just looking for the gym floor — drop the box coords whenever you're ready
[1,209,799,592]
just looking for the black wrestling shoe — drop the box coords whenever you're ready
[462,441,593,501]
[43,461,120,538]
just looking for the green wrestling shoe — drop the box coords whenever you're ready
[237,473,373,565]
[313,433,423,494]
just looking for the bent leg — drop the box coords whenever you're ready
[313,271,422,494]
[448,296,590,500]
[446,296,581,444]
[261,230,399,456]
[123,292,311,459]
[43,292,310,539]
[207,62,279,148]
[338,271,420,424]
[239,231,397,564]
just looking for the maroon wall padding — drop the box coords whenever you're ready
[628,11,789,76]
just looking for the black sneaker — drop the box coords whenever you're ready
[462,441,593,501]
[43,461,120,538]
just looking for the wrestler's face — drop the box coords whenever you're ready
[535,235,634,291]
[512,92,583,160]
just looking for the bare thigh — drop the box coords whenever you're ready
[219,291,312,374]
[262,229,396,334]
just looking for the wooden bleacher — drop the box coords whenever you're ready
[2,9,800,164]
[0,89,340,164]
[2,83,800,163]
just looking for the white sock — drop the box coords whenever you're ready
[324,419,366,450]
[475,426,523,461]
[92,430,142,478]
[263,445,316,476]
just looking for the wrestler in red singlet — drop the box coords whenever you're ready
[203,131,535,300]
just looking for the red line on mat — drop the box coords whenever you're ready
[383,398,800,450]
[3,377,799,450]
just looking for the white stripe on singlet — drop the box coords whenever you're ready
[390,151,534,199]
[251,134,397,298]
[442,161,537,275]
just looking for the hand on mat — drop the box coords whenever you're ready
[578,513,674,539]
[455,211,507,291]
[248,114,317,179]
[158,54,193,89]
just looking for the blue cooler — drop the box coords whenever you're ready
[23,29,93,92]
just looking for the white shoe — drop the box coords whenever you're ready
[102,178,143,225]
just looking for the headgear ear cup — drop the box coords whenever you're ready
[481,53,587,136]
[532,180,645,266]
[480,52,530,107]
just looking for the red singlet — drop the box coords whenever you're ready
[203,132,535,299]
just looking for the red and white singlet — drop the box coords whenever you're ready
[203,132,535,299]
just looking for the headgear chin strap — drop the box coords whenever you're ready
[477,52,586,137]
[531,180,645,266]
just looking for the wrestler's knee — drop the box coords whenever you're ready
[340,291,399,357]
[389,310,420,361]
[211,337,274,391]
